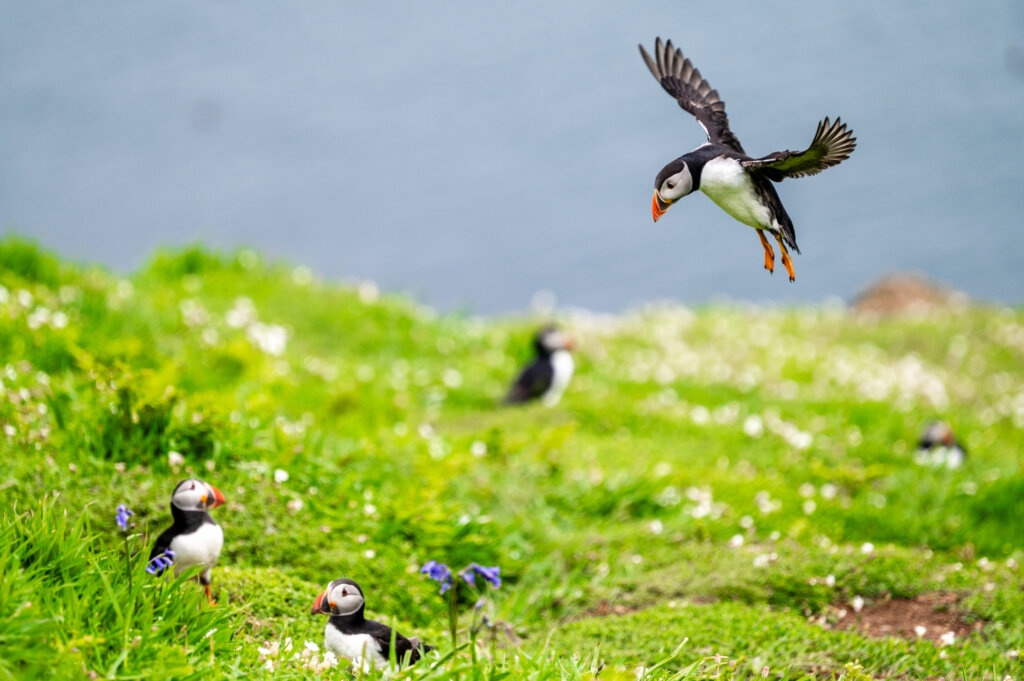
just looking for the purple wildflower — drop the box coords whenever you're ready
[420,560,454,594]
[146,549,176,575]
[466,563,501,588]
[115,504,134,531]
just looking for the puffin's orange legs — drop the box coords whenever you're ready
[205,583,216,606]
[757,231,775,274]
[774,232,795,282]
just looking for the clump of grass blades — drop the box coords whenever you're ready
[0,497,237,681]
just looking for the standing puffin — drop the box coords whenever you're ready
[914,421,967,469]
[149,478,226,604]
[640,37,857,281]
[504,326,575,406]
[311,578,433,671]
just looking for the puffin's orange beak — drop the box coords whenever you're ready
[652,192,670,222]
[207,485,226,509]
[311,590,327,615]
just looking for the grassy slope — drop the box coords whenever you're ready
[1,238,1023,680]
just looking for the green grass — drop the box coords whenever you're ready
[1,236,1023,680]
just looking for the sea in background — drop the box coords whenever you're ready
[2,1,1023,314]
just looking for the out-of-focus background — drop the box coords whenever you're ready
[2,1,1023,313]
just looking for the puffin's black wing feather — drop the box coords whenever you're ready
[148,527,175,574]
[742,117,856,181]
[364,620,425,667]
[505,360,553,404]
[639,37,745,154]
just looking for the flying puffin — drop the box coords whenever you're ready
[914,421,966,469]
[640,37,857,281]
[311,578,433,671]
[504,326,575,406]
[149,478,226,604]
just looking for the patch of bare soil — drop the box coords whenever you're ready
[583,601,645,617]
[851,272,968,317]
[831,593,983,643]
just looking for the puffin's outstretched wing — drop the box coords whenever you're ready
[639,37,745,154]
[741,117,856,181]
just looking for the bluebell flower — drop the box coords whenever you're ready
[115,504,134,531]
[420,560,453,594]
[146,549,176,575]
[466,563,501,588]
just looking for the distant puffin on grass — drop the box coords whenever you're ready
[148,478,226,604]
[640,37,856,281]
[505,326,575,406]
[914,421,966,469]
[312,578,434,671]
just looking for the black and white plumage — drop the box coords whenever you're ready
[640,37,856,281]
[149,478,226,603]
[311,579,433,671]
[504,327,575,406]
[914,421,966,469]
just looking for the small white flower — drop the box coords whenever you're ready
[286,499,304,512]
[649,520,664,535]
[364,549,376,559]
[851,596,864,612]
[274,468,289,483]
[799,483,816,498]
[914,625,927,637]
[470,440,487,456]
[729,534,744,548]
[441,368,462,388]
[203,628,217,639]
[753,553,771,568]
[743,414,764,438]
[802,500,816,515]
[257,640,280,658]
[304,640,319,652]
[939,631,956,647]
[168,451,185,468]
[820,483,838,500]
[860,542,875,554]
[739,515,754,529]
[824,574,835,587]
[1006,649,1019,659]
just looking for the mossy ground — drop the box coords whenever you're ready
[1,238,1023,680]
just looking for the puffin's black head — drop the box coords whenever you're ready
[311,578,365,617]
[918,421,959,451]
[652,158,695,222]
[533,326,574,358]
[170,478,226,512]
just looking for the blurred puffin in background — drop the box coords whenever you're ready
[505,326,575,406]
[914,421,966,469]
[149,478,226,604]
[311,578,433,671]
[639,37,856,281]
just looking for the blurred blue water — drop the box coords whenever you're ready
[1,2,1022,313]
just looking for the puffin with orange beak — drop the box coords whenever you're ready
[505,326,575,406]
[640,37,856,281]
[312,578,433,671]
[148,478,227,604]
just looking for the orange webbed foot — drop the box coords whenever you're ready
[757,231,775,274]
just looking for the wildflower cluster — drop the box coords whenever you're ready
[420,560,500,594]
[257,638,338,674]
[115,504,134,531]
[146,549,176,575]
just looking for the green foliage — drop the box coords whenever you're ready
[1,240,1023,679]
